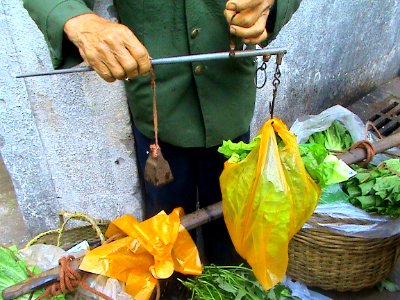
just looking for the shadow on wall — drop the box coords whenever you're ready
[0,153,30,247]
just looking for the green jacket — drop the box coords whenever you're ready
[23,0,301,147]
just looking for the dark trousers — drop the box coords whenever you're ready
[133,127,249,265]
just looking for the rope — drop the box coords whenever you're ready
[350,122,380,167]
[36,256,112,300]
[150,66,160,158]
[229,13,237,57]
[364,121,384,139]
[151,66,158,148]
[350,140,376,166]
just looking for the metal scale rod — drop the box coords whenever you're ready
[15,48,287,78]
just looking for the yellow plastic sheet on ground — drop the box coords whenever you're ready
[79,208,202,300]
[220,118,320,290]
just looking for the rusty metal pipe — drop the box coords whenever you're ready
[337,132,400,164]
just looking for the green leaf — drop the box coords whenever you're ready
[318,184,349,204]
[234,289,246,300]
[299,144,354,188]
[306,120,353,151]
[217,280,237,293]
[217,136,261,163]
[180,264,299,300]
[357,195,379,210]
[374,176,400,198]
[383,159,400,172]
[359,180,375,196]
[376,278,400,292]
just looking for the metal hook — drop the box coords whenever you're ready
[254,61,268,89]
[254,54,271,89]
[269,53,284,118]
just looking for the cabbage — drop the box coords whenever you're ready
[298,143,355,188]
[0,246,65,300]
[307,120,353,151]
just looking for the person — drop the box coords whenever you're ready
[23,0,301,265]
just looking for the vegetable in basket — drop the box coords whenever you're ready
[343,159,400,217]
[306,120,353,151]
[299,120,356,187]
[298,143,355,188]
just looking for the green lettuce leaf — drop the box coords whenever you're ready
[218,134,355,188]
[218,135,261,163]
[306,120,354,151]
[318,183,349,204]
[298,143,355,188]
[344,159,400,217]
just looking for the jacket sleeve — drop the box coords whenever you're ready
[266,0,302,44]
[23,0,95,68]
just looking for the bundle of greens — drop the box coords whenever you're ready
[343,159,400,217]
[307,120,353,151]
[298,120,356,188]
[0,246,65,300]
[179,265,299,300]
[218,128,354,188]
[218,136,261,163]
[298,143,355,188]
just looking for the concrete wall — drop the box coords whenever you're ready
[252,0,400,132]
[0,0,143,236]
[0,0,399,237]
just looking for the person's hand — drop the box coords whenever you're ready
[224,0,275,45]
[64,14,151,82]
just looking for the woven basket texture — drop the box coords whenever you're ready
[30,216,109,300]
[287,213,400,292]
[32,224,108,250]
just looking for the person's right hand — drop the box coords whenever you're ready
[64,13,151,82]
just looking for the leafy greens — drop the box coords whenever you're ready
[0,246,65,300]
[179,264,299,300]
[307,120,353,151]
[218,129,354,188]
[343,159,400,217]
[218,136,261,163]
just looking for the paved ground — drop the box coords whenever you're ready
[1,77,400,299]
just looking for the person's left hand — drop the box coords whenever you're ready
[224,0,275,45]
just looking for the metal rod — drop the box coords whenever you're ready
[15,48,287,78]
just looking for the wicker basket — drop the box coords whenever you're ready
[27,211,109,250]
[287,213,400,292]
[27,212,161,300]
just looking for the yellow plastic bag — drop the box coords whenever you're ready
[79,208,202,300]
[220,118,320,290]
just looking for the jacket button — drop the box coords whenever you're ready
[194,65,203,75]
[191,28,200,39]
